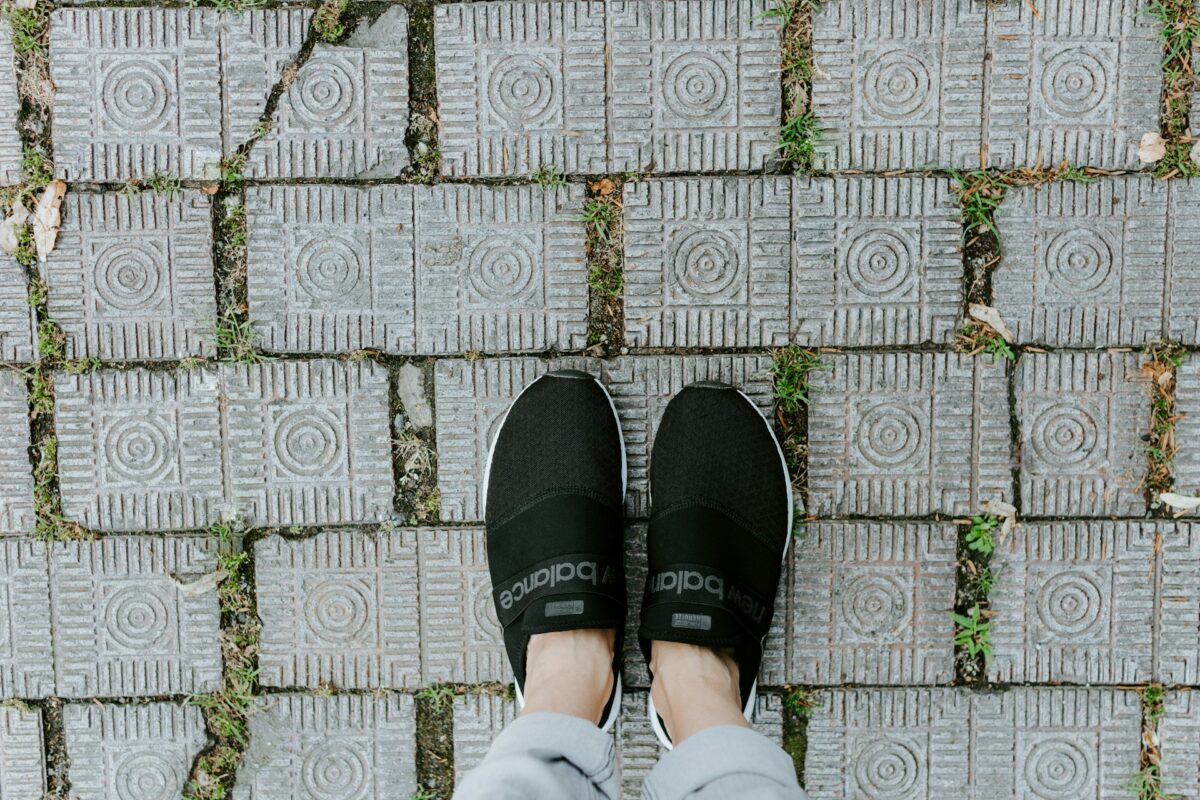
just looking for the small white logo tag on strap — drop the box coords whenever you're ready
[671,612,712,631]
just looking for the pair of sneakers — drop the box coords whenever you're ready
[483,370,792,748]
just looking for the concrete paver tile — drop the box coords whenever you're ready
[790,522,958,686]
[807,353,1012,516]
[1015,352,1149,516]
[810,0,986,170]
[988,521,1158,684]
[234,694,417,800]
[435,1,607,177]
[246,8,409,179]
[623,177,791,349]
[608,0,781,173]
[792,177,962,346]
[49,537,222,698]
[63,702,207,800]
[0,370,34,535]
[0,704,46,798]
[45,191,217,361]
[993,178,1169,347]
[984,0,1162,170]
[0,540,53,699]
[255,529,420,690]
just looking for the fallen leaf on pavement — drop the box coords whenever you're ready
[33,179,66,264]
[1159,492,1200,513]
[1138,132,1166,164]
[0,199,29,255]
[968,303,1015,343]
[590,177,616,196]
[175,569,228,597]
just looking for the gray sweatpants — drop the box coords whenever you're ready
[454,711,807,800]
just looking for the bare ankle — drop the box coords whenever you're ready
[520,629,616,725]
[650,641,749,743]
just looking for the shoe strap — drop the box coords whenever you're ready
[493,551,624,629]
[641,561,774,642]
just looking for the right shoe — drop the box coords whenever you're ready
[638,381,793,748]
[483,369,627,731]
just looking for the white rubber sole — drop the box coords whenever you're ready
[647,385,794,750]
[483,370,628,734]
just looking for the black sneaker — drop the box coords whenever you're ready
[638,381,792,748]
[484,369,626,730]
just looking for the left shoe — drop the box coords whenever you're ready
[638,381,793,748]
[483,369,627,731]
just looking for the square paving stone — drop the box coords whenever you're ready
[622,524,787,690]
[993,178,1169,347]
[246,185,417,354]
[988,521,1158,685]
[792,177,963,346]
[1016,352,1149,516]
[0,705,46,798]
[413,184,589,353]
[1159,523,1200,685]
[805,688,970,798]
[63,702,207,800]
[417,527,509,684]
[54,368,224,532]
[50,8,224,181]
[807,353,1012,516]
[255,530,420,690]
[0,370,34,535]
[434,357,599,521]
[790,522,957,686]
[45,191,217,361]
[623,178,791,349]
[1168,180,1200,344]
[218,9,312,156]
[805,688,1141,799]
[0,540,53,699]
[984,0,1162,169]
[968,688,1142,798]
[235,694,416,800]
[222,360,394,528]
[1160,691,1200,800]
[452,692,517,784]
[0,258,36,363]
[608,0,781,173]
[809,0,986,170]
[435,1,607,177]
[1176,358,1200,505]
[247,7,410,179]
[49,537,222,698]
[0,19,21,185]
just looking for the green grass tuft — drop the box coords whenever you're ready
[531,166,568,188]
[778,111,820,169]
[965,515,999,556]
[950,605,993,666]
[416,685,458,714]
[770,346,822,416]
[213,315,267,364]
[313,0,349,43]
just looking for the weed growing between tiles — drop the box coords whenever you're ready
[1143,341,1188,508]
[770,346,821,494]
[1147,0,1199,178]
[951,515,998,684]
[772,0,821,171]
[405,0,441,185]
[415,684,458,800]
[391,363,442,525]
[1127,684,1171,800]
[184,520,261,800]
[582,181,626,356]
[781,686,819,784]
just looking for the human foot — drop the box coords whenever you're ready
[484,369,627,730]
[638,382,791,747]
